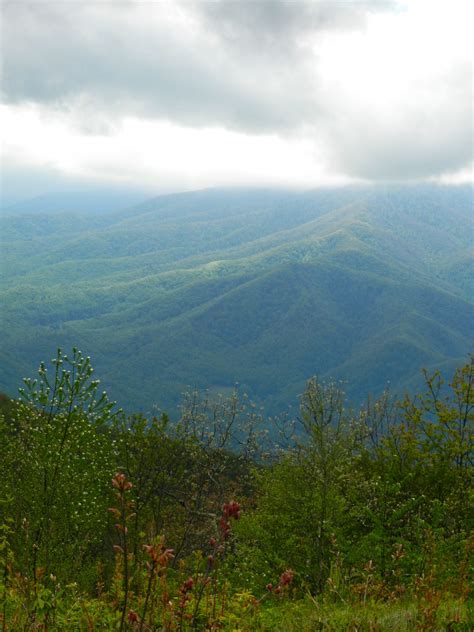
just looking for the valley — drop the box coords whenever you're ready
[1,184,472,415]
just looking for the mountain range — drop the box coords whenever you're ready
[1,184,472,415]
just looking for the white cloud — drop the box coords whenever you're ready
[1,0,472,192]
[1,103,356,191]
[314,0,473,179]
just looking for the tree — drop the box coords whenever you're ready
[354,357,474,583]
[236,378,354,593]
[1,348,119,585]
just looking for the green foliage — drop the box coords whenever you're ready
[0,348,119,585]
[233,359,474,605]
[233,379,357,593]
[1,350,473,629]
[1,185,472,414]
[362,357,474,582]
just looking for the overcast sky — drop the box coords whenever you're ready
[1,0,473,202]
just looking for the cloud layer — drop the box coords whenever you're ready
[1,0,472,188]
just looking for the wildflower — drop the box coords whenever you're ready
[181,577,194,593]
[219,500,241,540]
[223,501,241,520]
[159,548,174,566]
[128,610,138,623]
[112,472,133,491]
[279,569,294,587]
[219,516,231,539]
[143,543,174,567]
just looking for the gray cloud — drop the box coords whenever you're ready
[1,0,472,181]
[1,1,391,132]
[193,0,392,55]
[1,1,320,132]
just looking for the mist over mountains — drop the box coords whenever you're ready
[0,189,151,215]
[1,184,472,414]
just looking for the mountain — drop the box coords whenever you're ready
[1,184,472,414]
[0,190,151,215]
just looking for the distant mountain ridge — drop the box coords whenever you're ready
[1,190,150,215]
[1,184,472,414]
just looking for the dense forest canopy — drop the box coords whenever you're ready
[1,184,473,415]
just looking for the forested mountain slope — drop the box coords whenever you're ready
[1,184,472,413]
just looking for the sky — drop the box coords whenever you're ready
[1,0,473,204]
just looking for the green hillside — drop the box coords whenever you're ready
[1,184,472,414]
